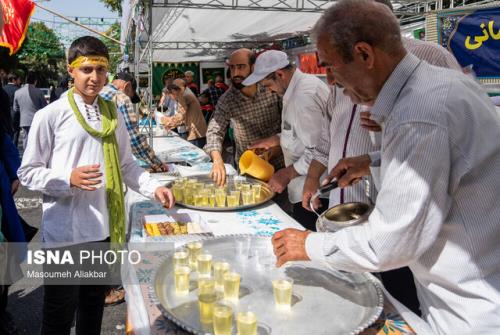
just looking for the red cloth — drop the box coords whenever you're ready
[201,104,214,113]
[215,82,229,92]
[0,0,35,55]
[187,82,199,96]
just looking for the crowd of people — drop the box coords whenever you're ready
[0,0,500,334]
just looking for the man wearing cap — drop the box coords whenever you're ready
[100,72,168,172]
[246,50,330,230]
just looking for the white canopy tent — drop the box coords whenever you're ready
[150,8,323,62]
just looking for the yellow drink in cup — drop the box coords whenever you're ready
[194,194,204,206]
[208,194,216,207]
[272,278,293,310]
[198,277,216,295]
[200,189,210,206]
[223,272,241,301]
[213,261,230,290]
[252,184,262,199]
[186,241,203,270]
[213,304,233,335]
[172,184,184,202]
[197,253,213,277]
[242,190,255,205]
[226,194,238,207]
[237,311,257,335]
[174,266,191,295]
[241,183,251,193]
[215,190,226,207]
[172,251,188,269]
[198,292,217,324]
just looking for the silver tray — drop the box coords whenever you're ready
[152,236,384,335]
[172,175,275,212]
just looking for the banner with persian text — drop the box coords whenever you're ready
[442,7,500,78]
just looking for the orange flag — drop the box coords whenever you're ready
[0,0,35,55]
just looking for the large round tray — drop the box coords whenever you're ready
[173,175,275,212]
[152,235,384,335]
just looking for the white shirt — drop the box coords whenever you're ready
[306,54,500,334]
[280,69,330,203]
[18,93,163,245]
[313,86,377,206]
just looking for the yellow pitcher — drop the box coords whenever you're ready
[239,150,274,182]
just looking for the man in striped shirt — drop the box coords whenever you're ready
[301,0,463,314]
[273,1,500,334]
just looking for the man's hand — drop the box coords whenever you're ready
[302,176,321,212]
[272,228,311,267]
[210,159,226,187]
[268,166,297,193]
[11,180,20,195]
[154,186,175,209]
[359,111,382,132]
[70,164,102,191]
[325,155,371,188]
[248,135,280,151]
[152,163,169,173]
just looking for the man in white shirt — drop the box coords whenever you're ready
[17,36,174,335]
[272,1,500,334]
[244,50,330,230]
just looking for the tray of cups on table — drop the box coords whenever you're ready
[152,235,384,335]
[170,175,275,211]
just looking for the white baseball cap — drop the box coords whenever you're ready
[242,50,290,86]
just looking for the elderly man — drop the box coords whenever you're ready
[244,50,330,230]
[273,1,500,334]
[184,70,199,96]
[301,0,463,314]
[161,79,207,148]
[205,49,283,186]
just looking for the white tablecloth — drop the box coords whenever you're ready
[149,135,210,166]
[123,190,304,335]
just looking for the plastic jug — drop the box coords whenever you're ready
[238,150,274,182]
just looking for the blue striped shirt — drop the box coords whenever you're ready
[307,53,500,334]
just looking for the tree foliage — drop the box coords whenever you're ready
[16,22,65,86]
[100,0,122,15]
[101,22,122,74]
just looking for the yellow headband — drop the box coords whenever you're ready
[69,56,109,69]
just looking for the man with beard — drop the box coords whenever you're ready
[205,49,283,186]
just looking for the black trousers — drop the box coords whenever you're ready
[379,267,421,316]
[41,284,108,335]
[41,238,111,335]
[292,199,329,231]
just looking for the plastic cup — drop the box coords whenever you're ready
[272,277,293,311]
[174,266,191,295]
[237,311,257,335]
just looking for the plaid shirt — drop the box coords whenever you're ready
[203,86,225,107]
[204,84,283,168]
[100,84,163,171]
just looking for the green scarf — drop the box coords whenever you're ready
[68,88,125,245]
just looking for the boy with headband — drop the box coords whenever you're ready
[18,36,175,335]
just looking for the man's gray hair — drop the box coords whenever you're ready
[312,0,401,63]
[185,70,194,76]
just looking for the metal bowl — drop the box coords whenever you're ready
[152,236,384,335]
[317,202,373,233]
